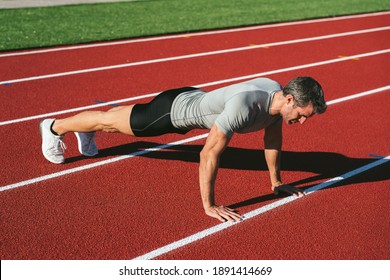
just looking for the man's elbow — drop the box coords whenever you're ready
[200,148,219,163]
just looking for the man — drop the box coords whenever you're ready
[40,76,327,222]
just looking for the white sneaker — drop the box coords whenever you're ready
[40,119,66,164]
[75,132,98,157]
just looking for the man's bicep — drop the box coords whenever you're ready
[214,113,234,140]
[202,124,230,156]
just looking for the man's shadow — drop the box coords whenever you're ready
[67,141,389,208]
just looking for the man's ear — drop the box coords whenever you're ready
[286,94,295,105]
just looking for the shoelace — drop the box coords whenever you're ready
[52,137,67,156]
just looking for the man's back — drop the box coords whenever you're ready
[171,78,283,138]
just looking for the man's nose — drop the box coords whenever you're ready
[299,116,307,124]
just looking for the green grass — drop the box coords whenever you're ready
[0,0,389,51]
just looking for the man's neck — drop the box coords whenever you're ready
[269,90,284,116]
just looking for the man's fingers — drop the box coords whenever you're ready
[223,206,235,211]
[294,188,306,197]
[218,206,241,222]
[215,215,226,222]
[207,205,242,222]
[274,185,305,197]
[220,214,235,222]
[206,210,225,222]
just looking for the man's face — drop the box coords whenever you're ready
[280,95,314,125]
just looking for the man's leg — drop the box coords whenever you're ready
[52,105,136,136]
[40,86,194,163]
[40,105,136,163]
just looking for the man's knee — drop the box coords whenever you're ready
[101,106,133,134]
[99,111,117,132]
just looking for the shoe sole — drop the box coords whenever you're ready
[40,120,64,164]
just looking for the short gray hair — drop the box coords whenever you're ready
[283,77,327,114]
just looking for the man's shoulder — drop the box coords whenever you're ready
[226,78,281,102]
[243,78,282,90]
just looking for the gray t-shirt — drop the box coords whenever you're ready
[171,78,282,138]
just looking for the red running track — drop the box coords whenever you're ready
[0,11,389,260]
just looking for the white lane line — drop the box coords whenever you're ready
[0,92,159,126]
[0,86,388,192]
[327,86,390,105]
[133,155,390,260]
[1,11,389,58]
[1,48,389,127]
[1,26,389,85]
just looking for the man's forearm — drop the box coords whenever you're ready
[198,125,241,222]
[264,148,282,187]
[199,151,219,209]
[198,125,229,209]
[265,148,306,197]
[199,151,242,222]
[263,120,283,188]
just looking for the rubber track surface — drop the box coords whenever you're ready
[0,12,389,259]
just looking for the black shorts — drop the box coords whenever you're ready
[130,87,197,137]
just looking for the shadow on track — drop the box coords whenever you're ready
[67,141,389,207]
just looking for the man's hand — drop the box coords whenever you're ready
[205,205,242,222]
[273,184,306,197]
